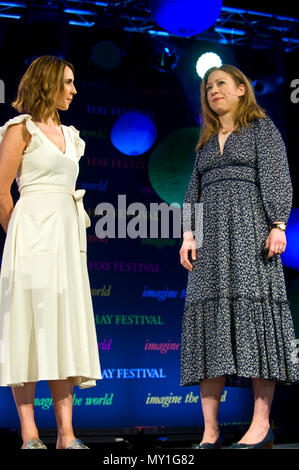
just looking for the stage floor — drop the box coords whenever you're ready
[2,434,299,450]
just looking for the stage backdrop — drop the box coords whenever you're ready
[0,24,298,435]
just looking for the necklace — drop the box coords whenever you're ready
[220,127,234,135]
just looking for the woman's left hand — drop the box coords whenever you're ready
[265,229,287,258]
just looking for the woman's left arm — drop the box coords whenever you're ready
[256,117,293,258]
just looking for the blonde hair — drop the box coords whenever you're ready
[12,55,74,124]
[196,64,266,151]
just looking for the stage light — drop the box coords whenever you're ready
[196,52,222,78]
[215,26,246,36]
[148,30,170,37]
[0,2,25,6]
[69,20,95,27]
[152,46,179,72]
[0,13,20,19]
[110,112,157,156]
[252,80,265,94]
[252,75,284,95]
[64,9,95,16]
[149,0,222,37]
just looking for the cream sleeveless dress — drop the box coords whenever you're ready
[0,114,102,388]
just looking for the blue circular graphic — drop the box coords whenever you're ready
[111,112,157,156]
[149,0,223,37]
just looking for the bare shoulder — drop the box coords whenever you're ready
[0,121,32,157]
[3,121,31,143]
[0,120,32,192]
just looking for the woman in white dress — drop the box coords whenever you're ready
[0,56,102,449]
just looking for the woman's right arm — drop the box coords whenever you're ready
[0,123,30,233]
[180,152,201,272]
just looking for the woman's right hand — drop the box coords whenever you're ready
[180,232,197,272]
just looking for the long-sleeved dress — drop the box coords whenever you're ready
[180,116,299,387]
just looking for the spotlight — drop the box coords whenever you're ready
[153,46,179,72]
[196,52,222,78]
[252,75,284,95]
[252,80,264,94]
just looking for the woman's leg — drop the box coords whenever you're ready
[238,378,275,444]
[11,382,39,448]
[48,378,76,449]
[199,376,226,443]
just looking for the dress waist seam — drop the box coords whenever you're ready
[201,177,259,190]
[201,162,256,175]
[184,295,290,305]
[19,184,75,195]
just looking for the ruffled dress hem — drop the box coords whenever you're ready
[180,296,299,387]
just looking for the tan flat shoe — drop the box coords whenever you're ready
[22,438,47,449]
[67,439,89,449]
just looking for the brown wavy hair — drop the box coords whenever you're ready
[12,55,74,124]
[196,64,266,152]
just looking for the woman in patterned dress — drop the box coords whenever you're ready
[180,65,298,449]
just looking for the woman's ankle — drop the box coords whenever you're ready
[201,426,220,443]
[56,429,76,448]
[21,432,40,448]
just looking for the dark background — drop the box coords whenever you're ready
[0,0,298,446]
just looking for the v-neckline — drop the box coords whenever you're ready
[217,130,234,157]
[32,120,67,155]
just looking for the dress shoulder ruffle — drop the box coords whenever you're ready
[69,125,85,160]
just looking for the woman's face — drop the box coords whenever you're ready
[205,69,245,116]
[56,66,77,111]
